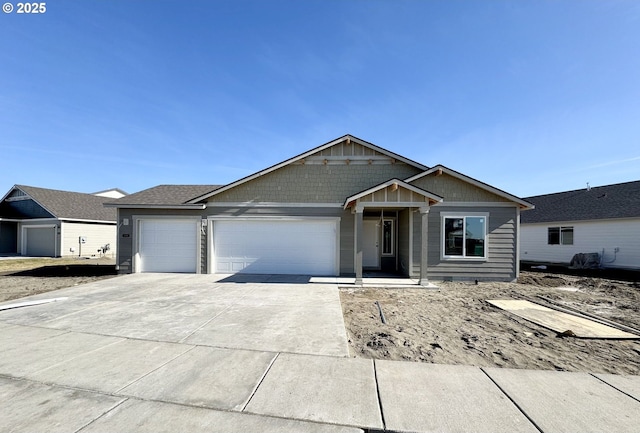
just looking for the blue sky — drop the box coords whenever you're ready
[1,0,638,199]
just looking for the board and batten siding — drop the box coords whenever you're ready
[411,206,518,281]
[521,218,640,270]
[61,222,116,258]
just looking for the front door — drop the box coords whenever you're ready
[363,219,380,268]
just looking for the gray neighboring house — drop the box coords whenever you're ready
[521,180,640,270]
[0,185,125,258]
[107,135,533,283]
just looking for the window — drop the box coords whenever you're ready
[548,226,573,245]
[382,219,394,255]
[443,215,487,258]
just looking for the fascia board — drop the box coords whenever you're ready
[343,179,444,209]
[187,134,429,204]
[103,204,206,210]
[406,166,535,210]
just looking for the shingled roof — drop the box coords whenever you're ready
[6,185,118,221]
[107,185,222,206]
[521,180,640,224]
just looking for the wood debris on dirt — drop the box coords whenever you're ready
[340,271,640,375]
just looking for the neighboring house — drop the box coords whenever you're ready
[106,135,533,283]
[0,185,125,258]
[521,180,640,270]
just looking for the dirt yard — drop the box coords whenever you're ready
[340,271,640,375]
[0,258,117,303]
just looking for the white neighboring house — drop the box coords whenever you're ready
[0,185,127,258]
[521,180,640,270]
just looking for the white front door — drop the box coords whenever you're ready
[363,220,380,268]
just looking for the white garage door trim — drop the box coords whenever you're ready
[21,224,57,257]
[134,218,200,273]
[211,217,339,276]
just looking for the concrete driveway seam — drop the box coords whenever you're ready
[113,344,197,394]
[177,303,236,344]
[72,396,131,433]
[27,337,126,378]
[590,373,640,403]
[241,352,281,412]
[371,360,386,432]
[479,367,544,433]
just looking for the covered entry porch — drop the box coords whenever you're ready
[343,179,443,286]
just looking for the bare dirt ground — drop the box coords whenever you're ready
[0,257,117,303]
[340,271,640,375]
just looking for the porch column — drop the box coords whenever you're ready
[419,206,430,286]
[354,204,364,285]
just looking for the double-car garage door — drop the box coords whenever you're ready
[213,219,338,275]
[137,218,338,275]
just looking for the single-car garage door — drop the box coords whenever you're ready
[139,219,198,273]
[213,219,338,275]
[25,226,56,257]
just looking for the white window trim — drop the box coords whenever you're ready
[440,212,489,261]
[548,226,574,246]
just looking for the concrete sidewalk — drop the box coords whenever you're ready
[1,274,639,432]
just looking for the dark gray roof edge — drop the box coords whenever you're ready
[524,179,640,200]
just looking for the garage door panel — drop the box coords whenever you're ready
[139,220,197,273]
[214,220,337,275]
[25,227,56,257]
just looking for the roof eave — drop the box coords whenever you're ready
[187,134,429,204]
[104,203,206,210]
[406,166,535,210]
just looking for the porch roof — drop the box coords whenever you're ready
[343,179,443,210]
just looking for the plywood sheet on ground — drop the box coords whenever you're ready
[487,299,639,339]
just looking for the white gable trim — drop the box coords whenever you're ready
[343,179,443,209]
[187,135,429,204]
[405,166,534,210]
[0,186,58,218]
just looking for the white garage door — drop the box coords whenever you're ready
[25,226,56,257]
[139,220,198,273]
[213,219,338,275]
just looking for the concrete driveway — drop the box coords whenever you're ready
[0,274,359,432]
[2,274,639,433]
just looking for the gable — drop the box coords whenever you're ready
[409,172,512,203]
[0,195,54,219]
[209,161,422,204]
[344,179,443,209]
[0,185,117,221]
[191,135,428,204]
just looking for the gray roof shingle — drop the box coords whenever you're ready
[108,185,223,206]
[14,185,118,221]
[521,180,640,224]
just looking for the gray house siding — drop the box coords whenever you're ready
[115,208,203,273]
[209,163,421,204]
[409,205,518,281]
[410,173,511,203]
[117,206,354,275]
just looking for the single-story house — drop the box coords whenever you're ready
[0,185,125,258]
[107,135,533,283]
[521,180,640,270]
